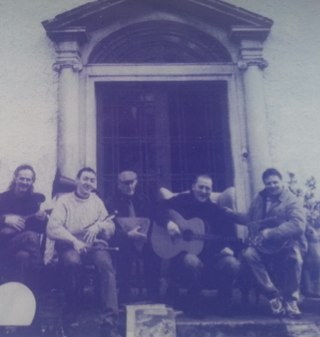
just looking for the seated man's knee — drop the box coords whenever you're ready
[24,231,40,245]
[62,250,81,268]
[242,247,259,263]
[183,253,203,270]
[219,255,240,277]
[286,247,303,268]
[94,252,114,274]
[15,250,31,265]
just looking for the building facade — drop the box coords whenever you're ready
[1,0,320,210]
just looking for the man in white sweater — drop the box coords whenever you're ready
[47,167,119,333]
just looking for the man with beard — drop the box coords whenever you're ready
[0,164,47,290]
[47,167,120,335]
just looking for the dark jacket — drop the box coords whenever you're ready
[0,190,46,232]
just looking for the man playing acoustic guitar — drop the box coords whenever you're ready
[157,174,240,317]
[235,168,307,318]
[0,164,47,291]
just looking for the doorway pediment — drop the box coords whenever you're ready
[42,0,273,43]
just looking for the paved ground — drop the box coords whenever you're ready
[1,290,320,337]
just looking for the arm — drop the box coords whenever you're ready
[265,199,306,240]
[96,198,115,239]
[46,199,79,245]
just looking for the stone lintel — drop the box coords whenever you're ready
[230,25,271,42]
[45,27,88,44]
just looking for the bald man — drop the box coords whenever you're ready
[106,171,160,304]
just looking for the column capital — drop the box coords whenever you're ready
[53,59,83,72]
[237,58,268,70]
[52,41,83,73]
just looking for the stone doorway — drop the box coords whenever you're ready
[96,81,233,199]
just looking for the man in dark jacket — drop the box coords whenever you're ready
[239,168,307,318]
[158,174,240,316]
[0,164,47,289]
[106,170,160,304]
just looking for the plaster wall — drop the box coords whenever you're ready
[0,0,320,200]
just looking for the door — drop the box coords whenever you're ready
[96,81,233,199]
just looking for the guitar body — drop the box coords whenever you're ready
[116,217,150,235]
[151,211,205,259]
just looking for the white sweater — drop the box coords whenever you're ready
[47,192,115,244]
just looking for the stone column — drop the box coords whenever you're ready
[238,40,270,195]
[53,41,82,179]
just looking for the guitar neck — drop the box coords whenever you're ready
[191,233,238,243]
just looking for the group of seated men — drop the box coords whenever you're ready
[0,164,307,334]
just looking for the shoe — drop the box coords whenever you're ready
[98,315,122,337]
[285,300,302,319]
[269,297,285,317]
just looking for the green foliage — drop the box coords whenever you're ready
[288,172,320,228]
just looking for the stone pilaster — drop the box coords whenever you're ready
[238,39,271,195]
[53,40,82,179]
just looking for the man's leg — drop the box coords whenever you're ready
[243,247,279,300]
[56,243,82,318]
[276,246,303,318]
[4,230,42,290]
[90,245,121,337]
[142,243,161,301]
[167,253,204,316]
[90,247,118,316]
[115,242,135,304]
[214,254,240,305]
[243,246,284,316]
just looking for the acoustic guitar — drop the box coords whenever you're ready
[150,210,243,259]
[116,217,150,236]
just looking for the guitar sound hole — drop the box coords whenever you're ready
[182,230,194,242]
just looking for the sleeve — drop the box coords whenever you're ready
[155,196,182,227]
[46,198,78,244]
[268,198,306,240]
[97,198,115,236]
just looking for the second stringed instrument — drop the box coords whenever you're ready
[151,210,243,259]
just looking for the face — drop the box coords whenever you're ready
[191,176,213,203]
[264,175,283,197]
[118,178,138,196]
[76,171,96,198]
[14,169,35,194]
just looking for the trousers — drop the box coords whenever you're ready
[242,245,303,301]
[56,241,118,315]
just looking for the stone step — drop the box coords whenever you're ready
[176,318,320,337]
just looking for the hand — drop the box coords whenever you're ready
[72,239,88,254]
[102,220,115,240]
[4,214,26,231]
[83,224,100,245]
[34,210,47,221]
[223,207,235,216]
[127,226,147,240]
[260,228,272,241]
[220,247,234,257]
[167,221,181,237]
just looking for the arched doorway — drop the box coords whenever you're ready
[90,21,233,198]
